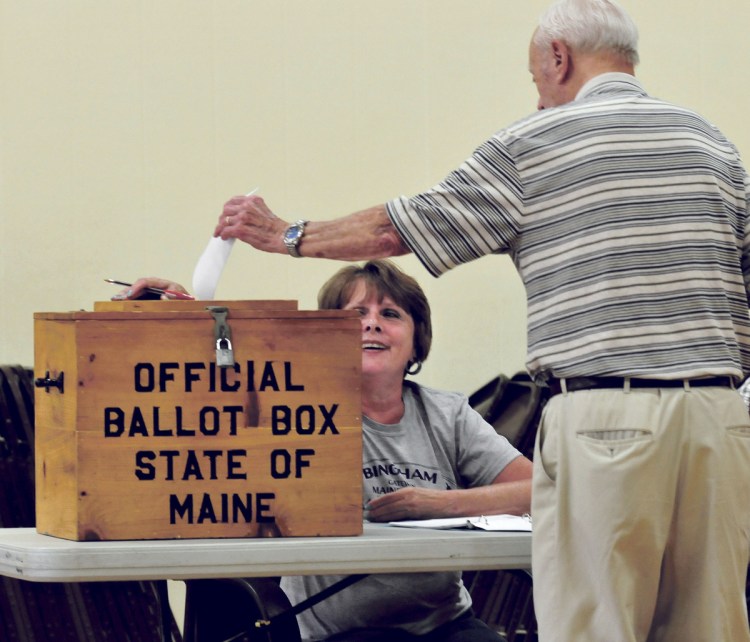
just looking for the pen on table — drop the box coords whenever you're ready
[104,279,195,300]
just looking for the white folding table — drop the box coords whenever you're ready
[0,524,531,582]
[0,523,532,641]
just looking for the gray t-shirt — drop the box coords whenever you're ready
[281,382,522,640]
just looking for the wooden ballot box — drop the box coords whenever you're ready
[33,300,362,541]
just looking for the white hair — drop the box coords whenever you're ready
[534,0,640,66]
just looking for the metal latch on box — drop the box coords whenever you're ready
[34,370,65,394]
[207,306,234,368]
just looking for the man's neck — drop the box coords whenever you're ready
[573,51,635,93]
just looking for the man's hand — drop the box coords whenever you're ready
[215,194,288,254]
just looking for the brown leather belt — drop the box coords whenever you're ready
[548,376,735,397]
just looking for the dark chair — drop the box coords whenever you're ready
[0,365,37,527]
[183,578,301,642]
[465,371,546,641]
[468,372,547,460]
[0,364,182,642]
[463,569,536,642]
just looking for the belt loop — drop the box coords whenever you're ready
[560,378,568,395]
[683,379,691,392]
[729,377,736,390]
[623,377,631,394]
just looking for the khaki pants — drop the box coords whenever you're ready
[532,384,750,642]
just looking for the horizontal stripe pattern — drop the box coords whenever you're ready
[387,75,750,381]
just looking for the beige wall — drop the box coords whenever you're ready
[2,0,749,397]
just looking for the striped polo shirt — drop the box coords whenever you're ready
[386,73,750,383]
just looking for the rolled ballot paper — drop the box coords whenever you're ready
[191,188,256,300]
[192,236,235,300]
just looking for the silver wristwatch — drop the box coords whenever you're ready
[283,220,308,258]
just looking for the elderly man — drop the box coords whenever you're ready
[215,1,750,640]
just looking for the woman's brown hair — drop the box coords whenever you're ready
[317,259,432,373]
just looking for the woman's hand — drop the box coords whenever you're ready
[111,277,192,301]
[365,487,454,522]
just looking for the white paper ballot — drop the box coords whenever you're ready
[191,188,257,300]
[192,236,235,300]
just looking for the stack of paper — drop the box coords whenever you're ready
[388,514,532,531]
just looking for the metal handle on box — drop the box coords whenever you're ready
[34,370,65,394]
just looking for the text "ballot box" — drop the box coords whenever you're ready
[33,300,362,541]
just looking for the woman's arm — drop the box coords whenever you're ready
[365,455,532,522]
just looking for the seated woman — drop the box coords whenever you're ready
[115,260,532,642]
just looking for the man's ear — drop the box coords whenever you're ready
[550,40,572,82]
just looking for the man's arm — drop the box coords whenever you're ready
[215,195,411,260]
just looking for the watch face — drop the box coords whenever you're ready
[284,226,301,243]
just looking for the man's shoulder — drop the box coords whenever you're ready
[495,88,730,149]
[492,98,612,145]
